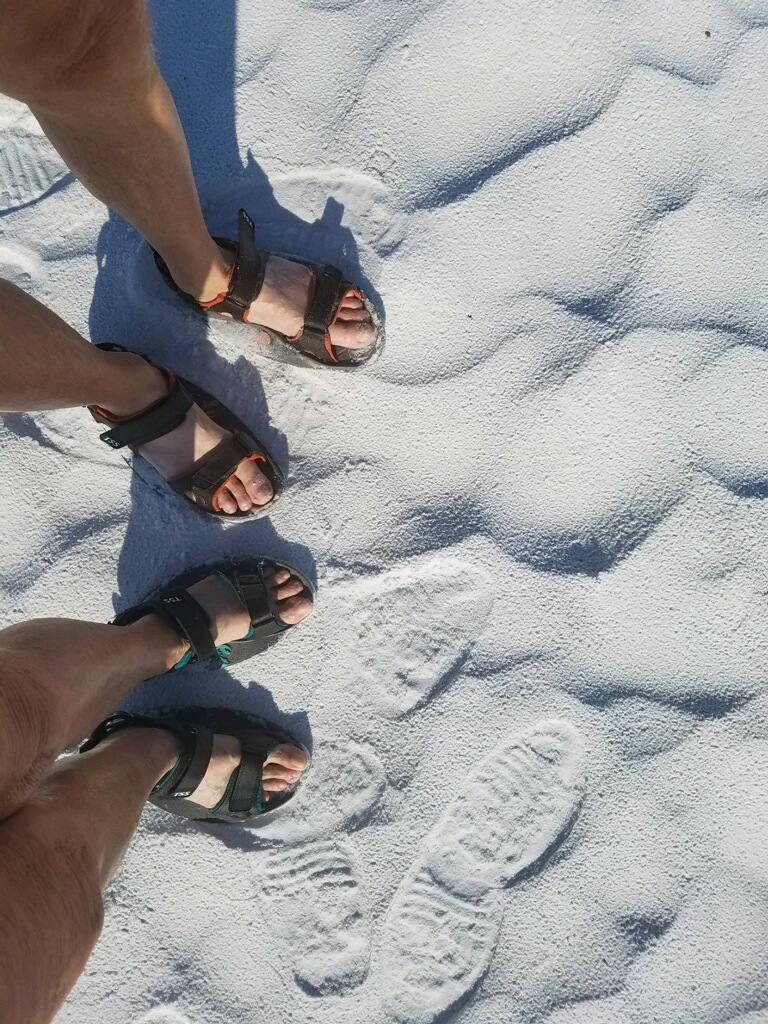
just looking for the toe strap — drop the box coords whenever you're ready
[228,733,278,814]
[295,265,346,364]
[202,559,315,667]
[168,431,270,513]
[220,561,295,647]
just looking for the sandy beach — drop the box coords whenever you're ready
[1,1,768,1021]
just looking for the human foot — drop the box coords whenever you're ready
[181,733,308,809]
[95,350,274,514]
[197,248,376,353]
[148,566,315,671]
[186,566,314,641]
[100,723,308,812]
[155,211,381,366]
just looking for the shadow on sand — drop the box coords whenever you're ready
[84,0,381,765]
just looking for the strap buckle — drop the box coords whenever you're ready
[237,572,265,602]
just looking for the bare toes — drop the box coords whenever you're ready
[264,744,308,772]
[261,780,289,794]
[223,477,253,512]
[236,460,273,507]
[336,307,371,323]
[216,488,239,514]
[276,594,314,625]
[262,767,302,786]
[276,578,305,601]
[328,319,376,351]
[262,567,290,587]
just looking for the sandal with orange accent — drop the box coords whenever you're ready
[88,343,283,518]
[153,209,384,369]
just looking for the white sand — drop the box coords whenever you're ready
[1,0,768,1021]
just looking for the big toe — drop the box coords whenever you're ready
[275,594,314,625]
[260,567,314,625]
[265,571,314,625]
[235,458,274,507]
[328,315,376,351]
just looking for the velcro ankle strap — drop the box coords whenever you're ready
[152,589,217,664]
[94,374,193,450]
[215,209,267,320]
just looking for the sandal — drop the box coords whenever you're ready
[113,558,314,670]
[80,707,309,822]
[153,209,384,369]
[88,343,284,519]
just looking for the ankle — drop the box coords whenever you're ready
[99,725,184,783]
[125,614,190,675]
[164,243,233,304]
[92,351,168,418]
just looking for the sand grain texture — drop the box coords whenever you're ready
[0,0,767,1022]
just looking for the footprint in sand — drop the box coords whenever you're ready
[382,865,503,1024]
[335,556,495,717]
[134,1011,192,1024]
[426,719,585,900]
[380,720,585,1024]
[245,738,386,845]
[0,98,70,212]
[253,838,370,996]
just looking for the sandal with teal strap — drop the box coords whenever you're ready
[80,706,309,822]
[113,558,315,669]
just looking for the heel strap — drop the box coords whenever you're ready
[113,590,216,665]
[79,712,213,801]
[203,210,267,322]
[79,712,189,754]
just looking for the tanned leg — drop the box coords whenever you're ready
[0,614,187,821]
[0,605,309,1024]
[0,559,313,823]
[0,707,307,1024]
[0,726,182,1024]
[0,279,274,512]
[0,0,375,349]
[0,0,227,301]
[0,279,169,413]
[0,590,311,1022]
